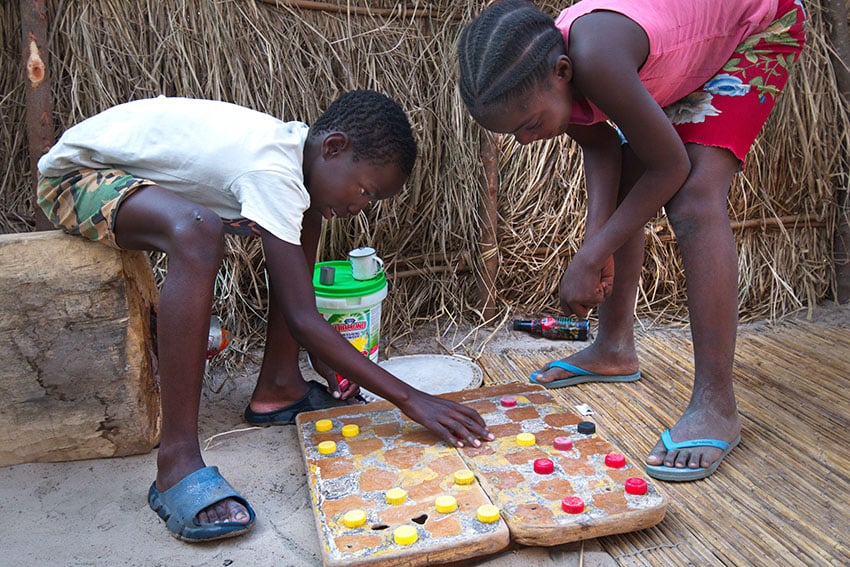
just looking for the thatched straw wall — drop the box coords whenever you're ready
[2,1,848,351]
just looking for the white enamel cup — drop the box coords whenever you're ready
[348,247,384,280]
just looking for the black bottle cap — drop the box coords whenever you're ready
[577,421,596,435]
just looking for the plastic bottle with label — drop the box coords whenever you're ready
[512,316,589,340]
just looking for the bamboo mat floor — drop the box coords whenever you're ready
[476,316,849,566]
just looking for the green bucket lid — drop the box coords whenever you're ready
[313,260,387,297]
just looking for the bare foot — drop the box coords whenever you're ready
[532,342,639,384]
[156,448,251,525]
[646,406,741,470]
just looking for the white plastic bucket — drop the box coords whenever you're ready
[313,260,387,363]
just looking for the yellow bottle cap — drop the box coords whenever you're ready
[516,432,536,446]
[393,524,418,545]
[453,469,475,485]
[342,509,367,529]
[317,440,337,455]
[385,487,407,505]
[477,504,501,524]
[315,419,333,432]
[341,424,360,437]
[434,495,458,514]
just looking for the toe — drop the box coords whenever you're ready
[197,498,250,525]
[673,450,692,469]
[226,499,250,523]
[697,447,722,469]
[646,439,667,466]
[534,364,567,384]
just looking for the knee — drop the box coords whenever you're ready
[167,208,225,273]
[665,183,730,241]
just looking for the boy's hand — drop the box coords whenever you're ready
[332,374,365,402]
[309,353,363,401]
[399,391,494,448]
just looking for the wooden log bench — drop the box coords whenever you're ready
[0,230,161,467]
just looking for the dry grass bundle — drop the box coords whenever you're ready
[0,0,847,356]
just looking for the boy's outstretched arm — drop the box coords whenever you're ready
[259,227,493,448]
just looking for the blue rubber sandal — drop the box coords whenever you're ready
[645,429,741,482]
[148,466,256,542]
[529,360,641,388]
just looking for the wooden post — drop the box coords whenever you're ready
[477,130,500,321]
[20,0,54,230]
[823,0,850,303]
[821,0,850,302]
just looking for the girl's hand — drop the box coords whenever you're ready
[559,252,610,318]
[600,255,615,299]
[399,391,494,448]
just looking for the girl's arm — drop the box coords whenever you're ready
[560,11,691,315]
[563,122,622,312]
[567,122,622,237]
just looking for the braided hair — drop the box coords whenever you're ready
[309,90,417,177]
[458,0,564,117]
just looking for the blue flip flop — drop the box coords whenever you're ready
[529,360,641,388]
[645,429,741,482]
[148,466,256,542]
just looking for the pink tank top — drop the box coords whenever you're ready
[555,0,779,124]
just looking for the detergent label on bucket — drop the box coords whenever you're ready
[314,260,387,364]
[322,304,382,362]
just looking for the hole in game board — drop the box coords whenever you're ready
[371,524,389,531]
[411,514,428,525]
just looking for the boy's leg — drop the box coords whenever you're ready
[646,144,742,470]
[113,185,249,525]
[247,285,313,413]
[246,210,337,414]
[532,145,644,382]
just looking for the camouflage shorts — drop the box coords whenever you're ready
[38,168,264,246]
[37,168,153,248]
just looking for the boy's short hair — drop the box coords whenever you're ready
[309,90,417,177]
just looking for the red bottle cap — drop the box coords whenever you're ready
[624,477,648,495]
[500,396,517,407]
[604,453,626,468]
[533,458,554,474]
[553,437,573,451]
[561,496,584,514]
[336,374,350,391]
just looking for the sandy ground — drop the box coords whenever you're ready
[2,303,846,566]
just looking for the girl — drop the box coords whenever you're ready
[458,0,806,481]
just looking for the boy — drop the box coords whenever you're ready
[37,90,493,542]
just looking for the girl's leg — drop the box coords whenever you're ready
[646,144,742,470]
[113,185,249,524]
[533,145,644,381]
